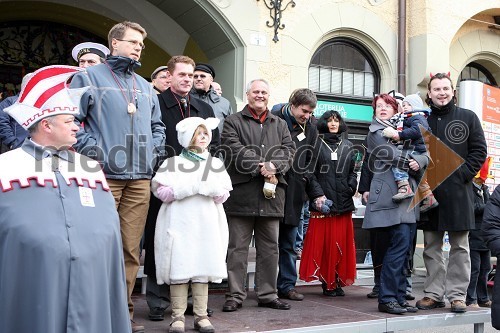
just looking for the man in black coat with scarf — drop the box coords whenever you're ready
[272,88,319,301]
[144,55,219,321]
[416,73,487,313]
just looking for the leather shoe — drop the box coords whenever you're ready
[148,307,165,321]
[222,300,242,312]
[335,286,345,296]
[378,301,407,314]
[451,300,467,313]
[258,298,291,310]
[400,302,418,313]
[131,320,145,333]
[478,300,492,308]
[405,293,415,300]
[416,297,446,310]
[279,289,304,301]
[367,290,378,298]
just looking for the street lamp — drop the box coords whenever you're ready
[256,0,296,43]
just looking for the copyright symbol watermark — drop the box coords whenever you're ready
[445,120,468,144]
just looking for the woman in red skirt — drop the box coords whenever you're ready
[299,110,357,296]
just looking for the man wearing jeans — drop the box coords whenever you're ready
[271,88,319,301]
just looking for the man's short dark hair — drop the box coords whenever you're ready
[289,88,317,109]
[108,21,147,49]
[167,55,195,74]
[425,72,455,106]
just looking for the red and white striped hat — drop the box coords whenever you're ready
[5,65,88,129]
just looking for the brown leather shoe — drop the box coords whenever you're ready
[478,300,492,308]
[416,297,446,310]
[258,298,291,310]
[222,299,242,312]
[279,288,304,301]
[451,300,467,313]
[131,320,145,333]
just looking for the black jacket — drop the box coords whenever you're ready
[423,102,487,231]
[400,113,429,153]
[272,105,319,226]
[308,133,357,214]
[481,185,500,329]
[469,183,490,251]
[157,88,219,158]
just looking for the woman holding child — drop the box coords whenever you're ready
[362,94,429,315]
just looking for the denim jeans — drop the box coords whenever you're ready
[379,223,416,304]
[295,201,310,250]
[392,167,409,182]
[277,223,299,294]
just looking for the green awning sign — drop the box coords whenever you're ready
[314,100,373,122]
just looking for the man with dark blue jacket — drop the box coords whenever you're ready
[272,88,319,301]
[0,73,33,152]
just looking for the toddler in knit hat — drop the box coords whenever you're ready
[381,92,438,212]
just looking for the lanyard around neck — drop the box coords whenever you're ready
[105,61,137,109]
[320,137,341,154]
[171,91,190,119]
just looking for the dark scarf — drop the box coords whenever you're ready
[195,88,209,96]
[281,104,298,131]
[429,99,455,116]
[321,132,342,146]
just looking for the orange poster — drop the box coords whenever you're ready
[483,85,500,124]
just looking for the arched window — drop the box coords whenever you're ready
[308,38,380,98]
[458,62,497,87]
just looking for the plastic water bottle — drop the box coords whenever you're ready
[364,251,373,265]
[442,232,451,252]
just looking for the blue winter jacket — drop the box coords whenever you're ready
[0,95,28,150]
[71,56,166,179]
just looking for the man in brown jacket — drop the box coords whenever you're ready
[221,79,295,312]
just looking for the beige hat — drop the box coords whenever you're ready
[151,66,168,81]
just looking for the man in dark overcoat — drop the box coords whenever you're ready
[416,73,487,313]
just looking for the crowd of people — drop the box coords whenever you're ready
[0,19,499,333]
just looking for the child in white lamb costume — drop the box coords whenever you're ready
[152,117,231,333]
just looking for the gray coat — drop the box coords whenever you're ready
[362,120,429,229]
[191,87,233,133]
[0,140,131,333]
